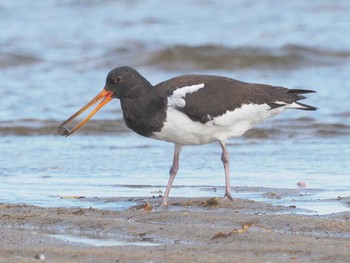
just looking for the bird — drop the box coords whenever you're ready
[58,66,316,206]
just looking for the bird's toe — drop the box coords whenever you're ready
[224,192,234,201]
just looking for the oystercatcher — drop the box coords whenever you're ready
[59,66,316,205]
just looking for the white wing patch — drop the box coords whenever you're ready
[168,83,205,108]
[284,102,308,110]
[273,101,287,105]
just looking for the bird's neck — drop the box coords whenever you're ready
[120,90,167,137]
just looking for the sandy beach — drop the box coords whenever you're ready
[1,197,350,263]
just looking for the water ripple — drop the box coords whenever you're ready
[138,44,350,71]
[1,117,349,138]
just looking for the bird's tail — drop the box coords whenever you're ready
[294,102,318,111]
[287,89,317,111]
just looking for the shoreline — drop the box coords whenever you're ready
[1,197,350,262]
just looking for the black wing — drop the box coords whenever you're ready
[155,75,316,124]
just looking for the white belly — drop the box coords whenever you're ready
[151,103,286,145]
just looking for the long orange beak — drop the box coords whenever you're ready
[58,89,113,137]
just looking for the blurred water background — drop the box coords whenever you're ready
[1,0,350,214]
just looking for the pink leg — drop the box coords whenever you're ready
[219,141,233,200]
[161,144,183,206]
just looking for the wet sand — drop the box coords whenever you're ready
[1,197,350,263]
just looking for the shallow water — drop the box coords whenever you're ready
[1,0,350,214]
[1,133,349,214]
[51,234,160,247]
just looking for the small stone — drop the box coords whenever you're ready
[297,181,308,188]
[34,253,45,260]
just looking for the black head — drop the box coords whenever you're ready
[104,66,152,99]
[58,66,151,137]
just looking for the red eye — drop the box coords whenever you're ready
[114,76,123,84]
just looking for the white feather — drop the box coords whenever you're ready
[168,83,205,108]
[284,102,306,109]
[152,103,289,145]
[273,101,286,105]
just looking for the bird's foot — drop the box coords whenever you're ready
[155,197,170,209]
[224,192,234,201]
[158,201,168,207]
[155,202,170,210]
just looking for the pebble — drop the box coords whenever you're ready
[34,253,46,260]
[297,181,308,188]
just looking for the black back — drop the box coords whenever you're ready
[155,75,316,124]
